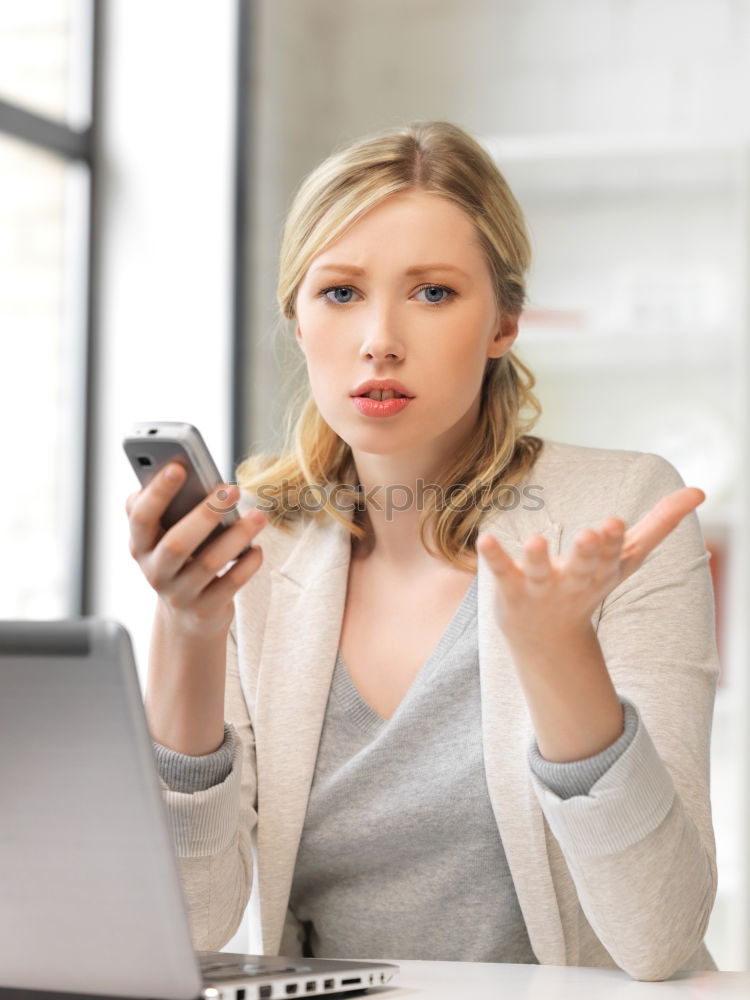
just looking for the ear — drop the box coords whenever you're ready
[487,313,518,359]
[295,325,305,354]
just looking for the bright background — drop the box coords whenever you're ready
[2,0,749,970]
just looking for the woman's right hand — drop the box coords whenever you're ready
[125,462,266,638]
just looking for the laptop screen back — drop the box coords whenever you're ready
[0,618,204,1000]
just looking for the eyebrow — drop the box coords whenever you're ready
[310,263,471,279]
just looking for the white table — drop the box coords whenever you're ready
[364,959,750,998]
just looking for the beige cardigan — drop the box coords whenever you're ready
[159,439,720,981]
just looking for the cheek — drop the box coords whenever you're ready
[297,327,327,371]
[303,349,345,402]
[423,339,486,393]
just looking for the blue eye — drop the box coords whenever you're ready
[322,286,356,305]
[415,284,455,305]
[318,283,456,307]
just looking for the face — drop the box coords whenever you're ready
[294,188,518,464]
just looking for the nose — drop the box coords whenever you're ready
[358,305,404,362]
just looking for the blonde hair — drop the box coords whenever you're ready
[235,119,543,571]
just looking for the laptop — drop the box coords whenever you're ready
[0,617,399,1000]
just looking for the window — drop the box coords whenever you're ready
[0,0,96,616]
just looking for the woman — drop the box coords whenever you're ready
[126,120,719,980]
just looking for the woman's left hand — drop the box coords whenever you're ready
[476,486,706,643]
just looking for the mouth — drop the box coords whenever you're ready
[355,389,412,401]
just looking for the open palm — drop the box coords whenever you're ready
[476,486,706,642]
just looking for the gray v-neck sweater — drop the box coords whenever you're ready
[153,573,638,963]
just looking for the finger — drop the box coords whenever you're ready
[521,534,554,586]
[124,490,140,517]
[476,533,524,585]
[593,518,626,567]
[128,463,187,556]
[162,510,266,606]
[153,480,242,578]
[596,518,627,582]
[195,541,265,619]
[621,487,705,568]
[561,527,602,589]
[599,517,626,552]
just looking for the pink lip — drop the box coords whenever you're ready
[351,380,414,397]
[352,396,413,418]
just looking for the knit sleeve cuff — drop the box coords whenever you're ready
[527,696,638,799]
[527,697,676,858]
[153,722,236,793]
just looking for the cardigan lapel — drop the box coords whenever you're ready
[253,489,569,964]
[253,512,352,955]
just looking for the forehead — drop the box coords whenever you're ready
[309,190,483,272]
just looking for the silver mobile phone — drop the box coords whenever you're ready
[122,421,255,561]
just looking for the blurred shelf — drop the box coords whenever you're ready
[481,131,750,199]
[514,328,738,368]
[481,131,750,161]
